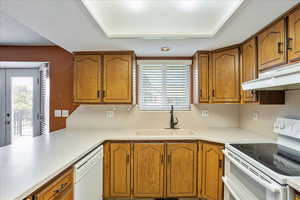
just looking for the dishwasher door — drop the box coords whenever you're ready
[74,146,103,200]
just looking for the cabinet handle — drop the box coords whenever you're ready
[126,154,130,164]
[287,37,293,50]
[219,159,223,169]
[167,154,171,163]
[199,89,202,98]
[102,90,106,98]
[53,189,60,194]
[277,42,283,54]
[212,89,215,97]
[97,90,100,98]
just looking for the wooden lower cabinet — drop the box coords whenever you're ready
[295,192,300,200]
[33,168,73,200]
[201,142,224,200]
[166,143,198,197]
[133,143,165,197]
[110,143,131,198]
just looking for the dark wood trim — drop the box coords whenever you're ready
[136,56,193,60]
[73,51,135,55]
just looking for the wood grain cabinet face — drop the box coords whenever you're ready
[110,143,131,198]
[288,7,300,62]
[103,55,132,103]
[202,143,224,200]
[295,193,300,200]
[166,143,198,197]
[198,54,210,103]
[242,38,258,102]
[212,48,240,103]
[133,143,165,198]
[74,55,101,103]
[258,19,286,71]
[59,187,73,200]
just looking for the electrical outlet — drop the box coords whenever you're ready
[54,110,62,117]
[201,110,209,117]
[62,110,69,117]
[252,111,259,120]
[106,111,114,119]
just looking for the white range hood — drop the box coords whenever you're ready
[242,62,300,91]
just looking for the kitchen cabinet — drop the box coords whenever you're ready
[74,55,101,103]
[288,7,300,62]
[103,55,132,103]
[34,168,73,200]
[295,192,300,200]
[212,48,240,103]
[201,142,224,200]
[241,38,258,103]
[198,53,210,103]
[258,19,286,70]
[133,143,165,197]
[166,143,198,197]
[73,52,133,104]
[110,143,131,198]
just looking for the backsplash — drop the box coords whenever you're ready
[67,104,240,130]
[240,90,300,136]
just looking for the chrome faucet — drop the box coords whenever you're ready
[170,105,179,129]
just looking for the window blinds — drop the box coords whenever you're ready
[139,64,190,110]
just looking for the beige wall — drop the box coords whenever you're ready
[239,90,300,136]
[67,104,240,130]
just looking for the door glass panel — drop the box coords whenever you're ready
[11,77,34,142]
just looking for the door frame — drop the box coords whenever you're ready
[0,69,6,147]
[5,68,41,145]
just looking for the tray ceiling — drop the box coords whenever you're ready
[81,0,244,39]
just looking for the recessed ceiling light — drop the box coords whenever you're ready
[161,47,171,52]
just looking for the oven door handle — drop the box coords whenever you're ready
[222,177,242,200]
[223,149,282,193]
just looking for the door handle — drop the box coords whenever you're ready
[5,121,10,125]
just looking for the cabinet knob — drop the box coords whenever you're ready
[287,37,293,50]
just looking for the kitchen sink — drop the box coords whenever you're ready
[136,129,195,136]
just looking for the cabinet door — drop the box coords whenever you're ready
[103,55,132,103]
[242,38,258,102]
[258,19,286,70]
[288,7,300,62]
[202,143,224,200]
[74,55,101,103]
[58,187,73,200]
[199,54,210,103]
[212,48,240,103]
[133,143,165,198]
[110,143,131,197]
[166,143,197,197]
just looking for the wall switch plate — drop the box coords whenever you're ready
[252,111,259,120]
[201,110,209,117]
[54,110,62,117]
[62,110,69,117]
[106,111,114,119]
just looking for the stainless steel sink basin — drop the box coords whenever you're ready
[136,129,194,136]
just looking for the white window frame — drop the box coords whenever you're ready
[138,60,192,111]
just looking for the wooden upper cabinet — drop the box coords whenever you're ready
[202,143,224,200]
[288,7,300,62]
[258,19,286,70]
[133,143,165,198]
[242,38,258,102]
[74,55,101,103]
[212,48,240,103]
[166,143,197,197]
[103,55,132,103]
[110,143,131,198]
[198,54,210,103]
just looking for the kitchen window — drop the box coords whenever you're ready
[138,60,191,111]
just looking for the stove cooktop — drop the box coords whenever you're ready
[231,143,300,176]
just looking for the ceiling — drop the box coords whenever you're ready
[81,0,243,39]
[0,11,53,46]
[1,0,300,56]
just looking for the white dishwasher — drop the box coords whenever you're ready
[74,145,103,200]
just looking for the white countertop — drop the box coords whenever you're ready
[0,128,274,200]
[288,177,300,192]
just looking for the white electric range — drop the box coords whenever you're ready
[224,117,300,200]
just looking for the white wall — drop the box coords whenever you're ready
[67,104,240,130]
[239,90,300,136]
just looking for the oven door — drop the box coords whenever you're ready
[223,149,289,200]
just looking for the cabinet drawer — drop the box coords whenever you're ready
[35,169,73,200]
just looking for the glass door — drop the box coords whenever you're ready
[4,69,40,145]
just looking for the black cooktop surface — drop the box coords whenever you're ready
[231,143,300,176]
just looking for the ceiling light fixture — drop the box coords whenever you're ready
[161,47,171,52]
